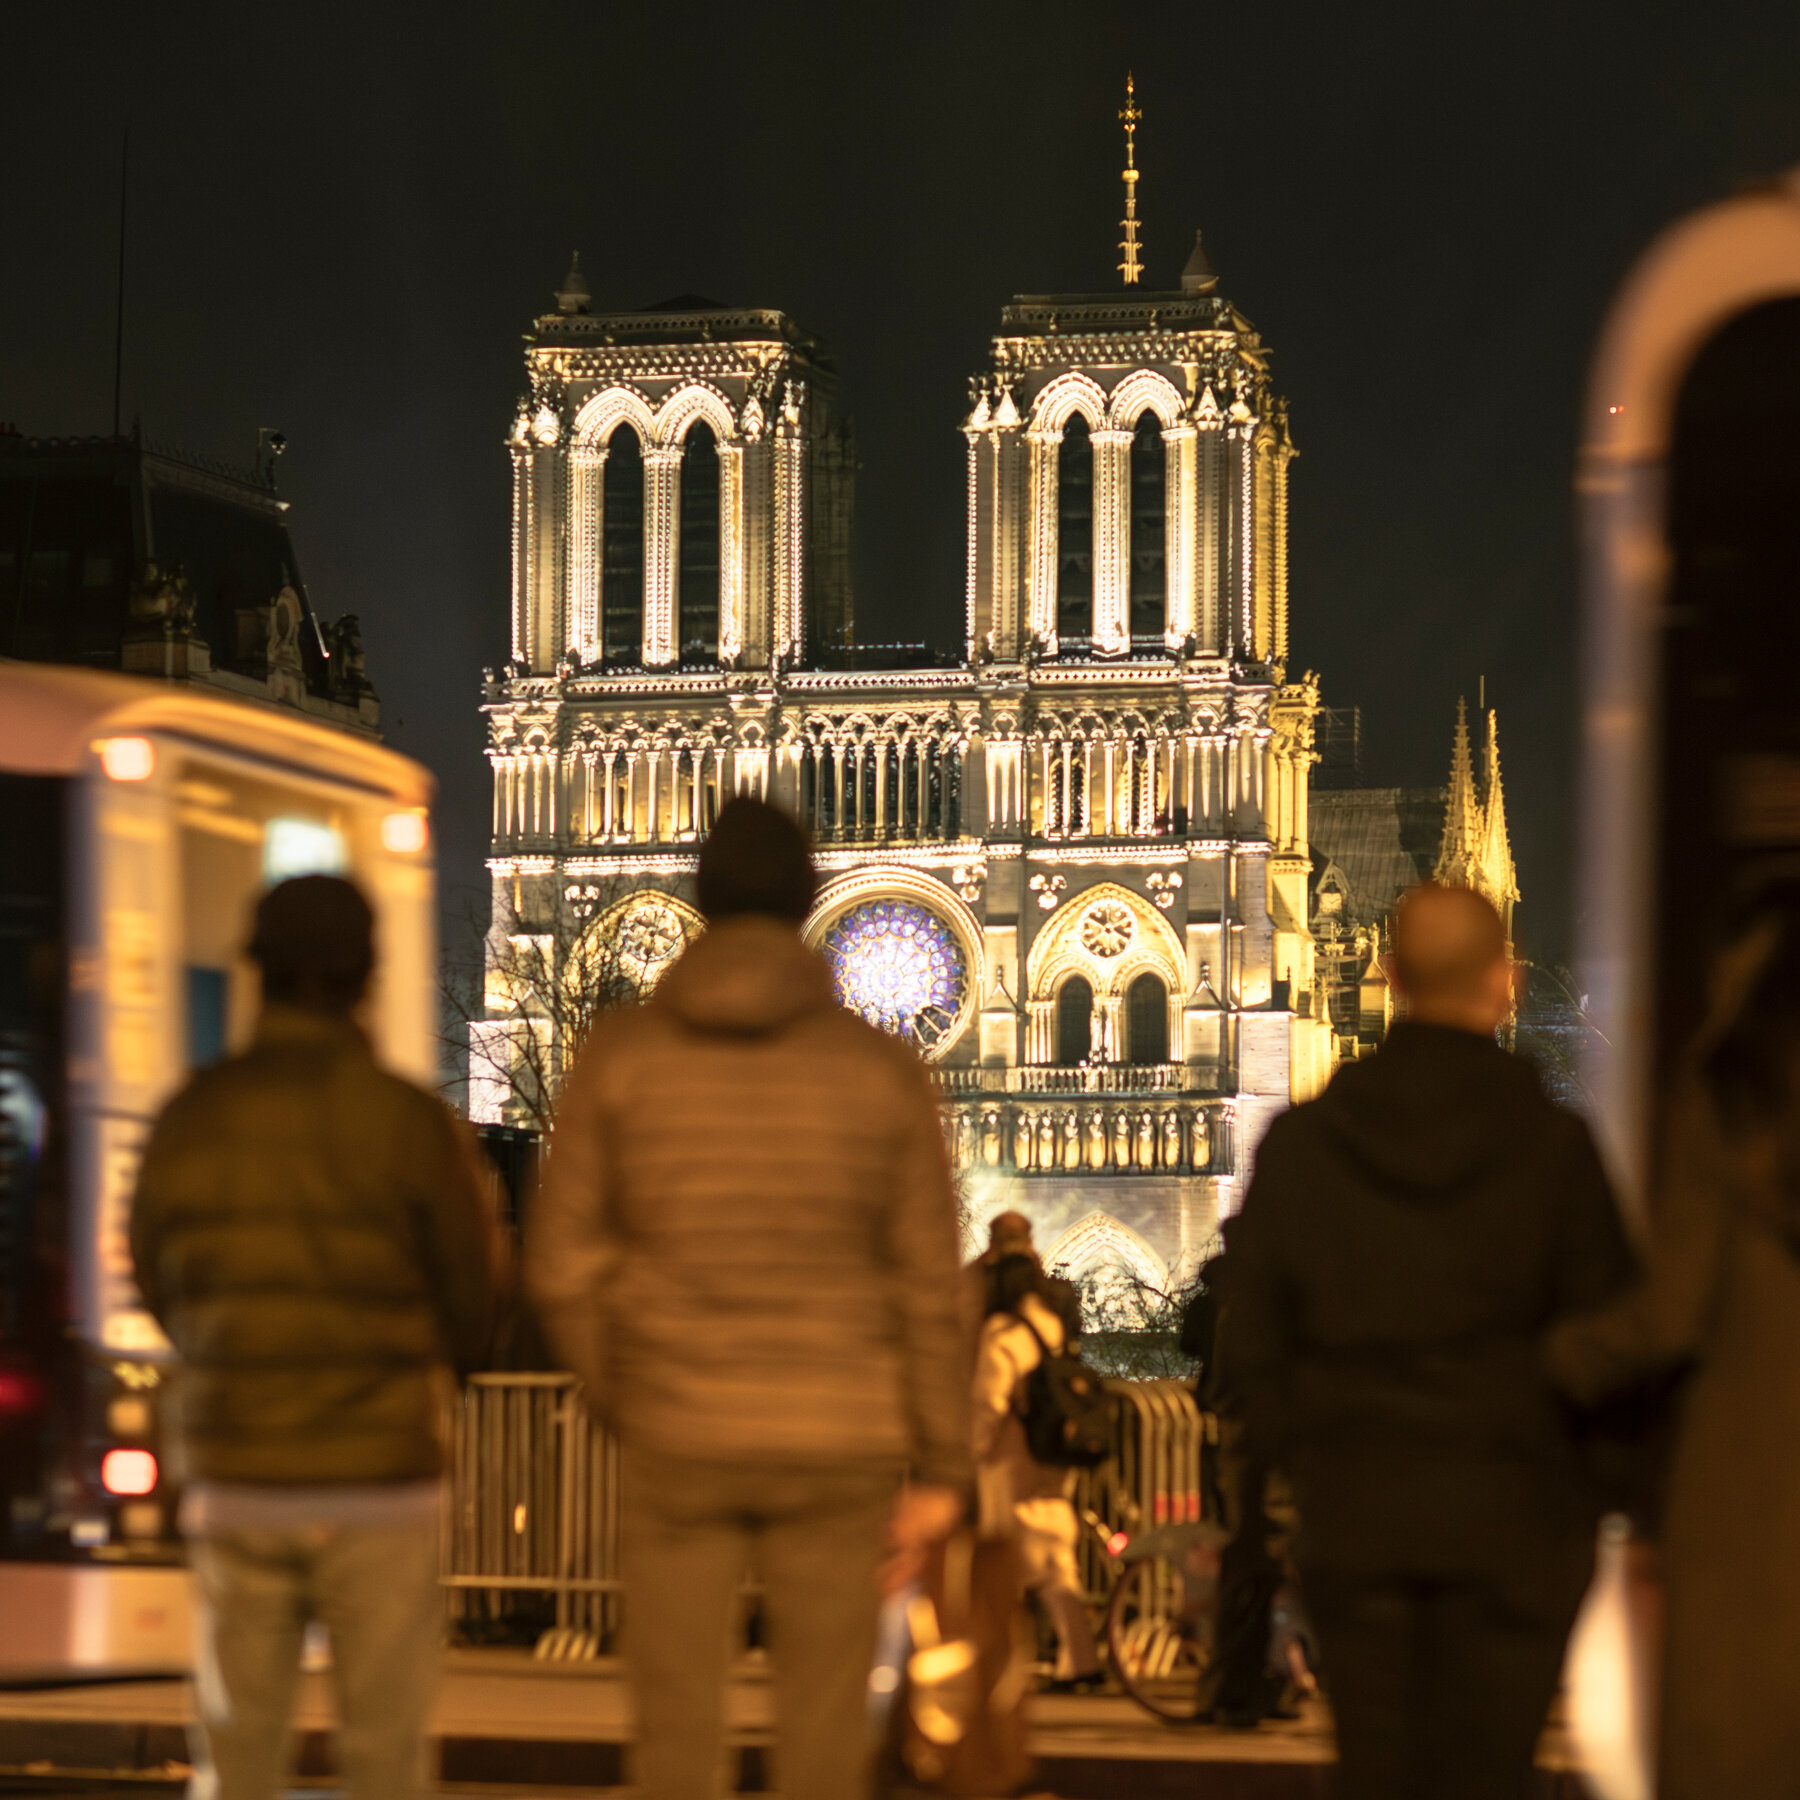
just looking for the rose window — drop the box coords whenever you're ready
[617,904,689,986]
[822,899,968,1049]
[1080,901,1135,959]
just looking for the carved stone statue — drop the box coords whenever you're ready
[126,560,198,638]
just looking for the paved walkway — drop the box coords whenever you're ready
[0,1648,1588,1797]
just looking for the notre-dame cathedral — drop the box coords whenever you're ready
[476,112,1514,1301]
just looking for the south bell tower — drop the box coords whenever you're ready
[481,88,1330,1291]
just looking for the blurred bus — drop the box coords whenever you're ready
[0,659,436,1571]
[1578,169,1800,1213]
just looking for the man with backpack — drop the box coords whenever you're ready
[971,1251,1108,1689]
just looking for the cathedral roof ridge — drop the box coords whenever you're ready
[530,298,826,357]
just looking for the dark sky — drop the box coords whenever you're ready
[5,1,1798,964]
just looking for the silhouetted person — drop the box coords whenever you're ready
[963,1209,1081,1358]
[131,876,497,1800]
[1227,883,1631,1800]
[1185,1246,1288,1726]
[528,797,969,1800]
[1549,884,1800,1799]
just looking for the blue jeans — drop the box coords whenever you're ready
[186,1523,442,1800]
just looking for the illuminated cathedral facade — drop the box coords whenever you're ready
[479,215,1349,1292]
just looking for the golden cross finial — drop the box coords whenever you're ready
[1118,72,1143,287]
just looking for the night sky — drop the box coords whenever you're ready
[5,3,1798,964]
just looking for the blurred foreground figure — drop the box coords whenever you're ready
[972,1251,1103,1690]
[131,877,498,1800]
[1549,885,1800,1800]
[1228,883,1631,1800]
[528,798,969,1800]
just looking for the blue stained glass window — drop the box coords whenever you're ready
[822,899,967,1047]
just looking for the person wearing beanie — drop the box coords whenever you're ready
[528,797,970,1800]
[131,874,497,1800]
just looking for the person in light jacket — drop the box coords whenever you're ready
[527,798,970,1800]
[972,1252,1103,1690]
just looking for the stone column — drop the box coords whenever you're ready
[1025,429,1060,650]
[718,443,746,661]
[1092,428,1133,654]
[1196,401,1224,654]
[509,445,531,666]
[643,447,681,665]
[569,446,605,661]
[1164,423,1197,648]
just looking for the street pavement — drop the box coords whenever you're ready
[0,1649,1588,1797]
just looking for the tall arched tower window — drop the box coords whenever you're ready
[1130,412,1166,642]
[602,425,645,662]
[1126,971,1169,1063]
[1057,417,1093,643]
[1057,974,1094,1064]
[678,423,720,661]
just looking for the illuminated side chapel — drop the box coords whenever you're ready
[480,104,1334,1293]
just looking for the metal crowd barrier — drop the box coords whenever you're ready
[443,1371,1214,1652]
[442,1373,622,1654]
[1072,1379,1214,1597]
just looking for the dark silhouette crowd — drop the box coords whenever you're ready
[128,802,1800,1800]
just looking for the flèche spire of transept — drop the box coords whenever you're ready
[1118,73,1143,286]
[1435,696,1483,890]
[1479,708,1520,914]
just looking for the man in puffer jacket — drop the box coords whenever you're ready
[528,797,970,1800]
[131,876,497,1800]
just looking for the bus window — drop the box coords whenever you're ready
[185,969,228,1070]
[263,817,346,882]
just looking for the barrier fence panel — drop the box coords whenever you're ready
[1072,1379,1213,1599]
[445,1372,1213,1648]
[443,1373,622,1651]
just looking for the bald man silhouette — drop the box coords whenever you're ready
[1223,883,1631,1800]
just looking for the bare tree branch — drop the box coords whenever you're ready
[441,874,699,1136]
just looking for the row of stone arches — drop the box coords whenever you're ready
[1055,970,1170,1065]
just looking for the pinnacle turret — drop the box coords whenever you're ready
[1435,697,1483,889]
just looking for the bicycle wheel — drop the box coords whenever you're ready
[1104,1553,1212,1721]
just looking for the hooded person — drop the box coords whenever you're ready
[526,797,970,1800]
[1224,883,1632,1800]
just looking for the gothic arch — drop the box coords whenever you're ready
[1031,371,1108,435]
[1043,1211,1167,1292]
[586,889,704,996]
[1026,881,1185,1002]
[1106,369,1185,430]
[655,382,738,449]
[572,385,658,448]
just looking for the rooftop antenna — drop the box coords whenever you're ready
[111,127,129,436]
[1118,73,1143,287]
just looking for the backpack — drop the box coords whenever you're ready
[1012,1313,1113,1468]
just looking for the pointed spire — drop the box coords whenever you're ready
[1434,697,1483,889]
[1479,708,1520,912]
[1117,73,1143,287]
[555,252,592,316]
[1180,229,1217,295]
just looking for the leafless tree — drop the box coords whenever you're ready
[441,874,698,1136]
[1057,1239,1220,1381]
